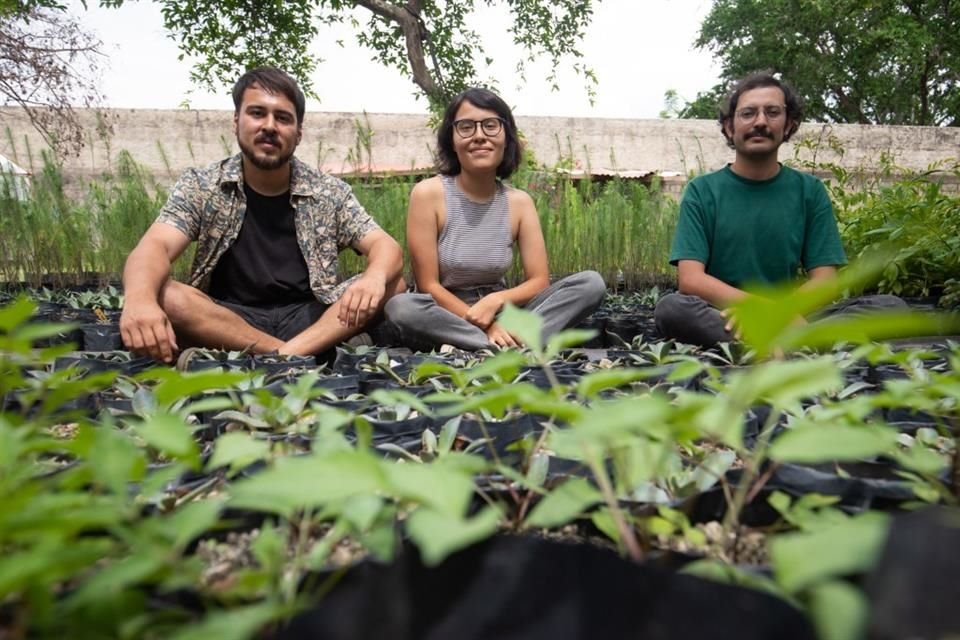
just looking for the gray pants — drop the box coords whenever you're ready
[654,292,908,348]
[385,271,606,351]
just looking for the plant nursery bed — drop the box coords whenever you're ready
[3,291,960,638]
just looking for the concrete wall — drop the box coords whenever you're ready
[1,107,958,190]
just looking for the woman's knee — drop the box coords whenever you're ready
[577,270,607,304]
[384,293,424,327]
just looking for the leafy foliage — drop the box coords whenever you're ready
[684,0,960,125]
[825,160,960,303]
[97,0,598,110]
[2,280,960,637]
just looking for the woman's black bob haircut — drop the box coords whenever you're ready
[436,87,523,179]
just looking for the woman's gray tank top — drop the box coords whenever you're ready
[437,174,514,291]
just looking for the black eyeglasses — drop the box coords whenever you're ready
[735,105,786,122]
[453,117,505,138]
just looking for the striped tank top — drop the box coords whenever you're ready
[437,174,514,291]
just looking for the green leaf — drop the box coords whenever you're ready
[590,507,620,544]
[342,494,385,532]
[770,511,890,593]
[169,601,286,640]
[229,451,386,517]
[250,524,285,576]
[575,367,665,398]
[406,506,501,566]
[65,552,166,607]
[681,559,789,601]
[544,328,597,358]
[780,311,960,352]
[808,580,869,640]
[86,424,148,495]
[153,369,249,409]
[14,322,80,344]
[0,296,36,332]
[137,412,200,468]
[367,388,432,416]
[437,415,462,454]
[891,444,948,475]
[728,358,842,409]
[690,449,737,491]
[525,451,549,488]
[524,477,602,529]
[462,350,526,383]
[498,303,543,355]
[383,460,475,516]
[164,500,224,550]
[208,432,272,473]
[769,421,899,464]
[550,394,672,457]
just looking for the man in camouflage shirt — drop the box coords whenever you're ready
[120,67,404,363]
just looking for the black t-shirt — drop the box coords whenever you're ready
[208,183,313,306]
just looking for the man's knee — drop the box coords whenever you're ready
[653,293,688,331]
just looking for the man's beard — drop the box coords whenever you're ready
[238,135,294,170]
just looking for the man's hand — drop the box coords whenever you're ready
[718,308,743,341]
[338,273,387,328]
[120,299,179,363]
[464,293,504,330]
[485,322,521,349]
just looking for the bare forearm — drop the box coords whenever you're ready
[490,276,550,309]
[361,237,403,285]
[420,282,472,318]
[679,272,748,308]
[122,242,174,304]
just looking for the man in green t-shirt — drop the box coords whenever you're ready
[655,72,903,347]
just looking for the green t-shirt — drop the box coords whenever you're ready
[669,164,847,288]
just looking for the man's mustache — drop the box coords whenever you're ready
[746,128,773,139]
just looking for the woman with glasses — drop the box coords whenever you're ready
[385,87,605,351]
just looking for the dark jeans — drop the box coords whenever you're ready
[217,299,328,341]
[653,292,908,348]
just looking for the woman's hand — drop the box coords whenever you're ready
[464,293,504,329]
[485,322,521,348]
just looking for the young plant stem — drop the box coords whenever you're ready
[474,418,521,506]
[283,509,315,605]
[516,419,556,523]
[722,406,781,533]
[172,474,223,508]
[585,444,643,562]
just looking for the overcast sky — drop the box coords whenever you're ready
[75,0,720,119]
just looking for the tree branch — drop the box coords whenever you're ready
[353,0,441,102]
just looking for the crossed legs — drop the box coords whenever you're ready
[159,277,405,356]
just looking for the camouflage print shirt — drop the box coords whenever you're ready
[156,154,380,304]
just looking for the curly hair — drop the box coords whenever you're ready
[719,72,802,148]
[436,87,523,179]
[232,66,306,127]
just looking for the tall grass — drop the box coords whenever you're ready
[0,150,192,287]
[0,151,678,290]
[519,172,678,289]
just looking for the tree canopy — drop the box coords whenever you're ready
[98,0,598,112]
[681,0,960,126]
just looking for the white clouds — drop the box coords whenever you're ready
[76,0,719,118]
